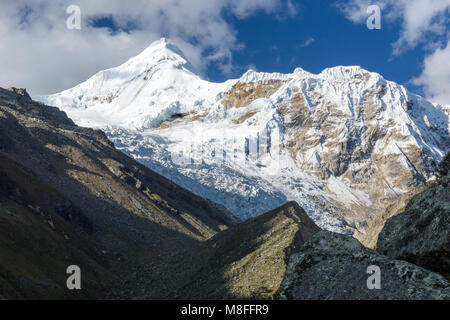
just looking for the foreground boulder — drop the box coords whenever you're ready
[277,231,449,300]
[377,154,450,278]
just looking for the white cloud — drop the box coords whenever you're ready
[337,0,450,104]
[301,36,315,47]
[337,0,450,53]
[391,0,450,55]
[246,63,258,72]
[286,0,299,17]
[0,0,293,95]
[337,0,389,23]
[412,40,450,105]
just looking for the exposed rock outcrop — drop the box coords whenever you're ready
[277,231,450,300]
[376,152,450,278]
[355,186,425,249]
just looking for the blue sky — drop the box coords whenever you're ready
[0,1,449,104]
[212,2,446,99]
[88,1,447,99]
[89,2,422,87]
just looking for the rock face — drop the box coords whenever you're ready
[277,231,450,300]
[355,186,425,249]
[377,153,450,278]
[195,201,321,299]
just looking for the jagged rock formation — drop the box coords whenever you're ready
[0,87,237,298]
[277,231,449,300]
[377,152,450,278]
[41,38,450,235]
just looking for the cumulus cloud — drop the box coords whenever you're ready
[337,0,450,104]
[0,0,293,95]
[337,0,450,53]
[412,40,450,105]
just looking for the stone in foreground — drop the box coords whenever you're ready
[277,231,450,300]
[377,166,450,278]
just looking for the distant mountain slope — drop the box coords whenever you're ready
[0,87,236,298]
[40,38,450,235]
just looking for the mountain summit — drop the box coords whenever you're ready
[124,37,197,74]
[43,38,227,129]
[40,38,450,234]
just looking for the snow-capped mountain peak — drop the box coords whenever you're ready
[122,37,197,74]
[43,38,231,130]
[40,38,449,234]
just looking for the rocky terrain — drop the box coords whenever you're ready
[167,201,321,299]
[156,169,449,300]
[276,153,449,300]
[111,156,450,300]
[355,186,425,249]
[376,152,450,278]
[108,201,321,299]
[277,231,449,300]
[0,151,111,298]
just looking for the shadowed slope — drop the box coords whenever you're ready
[0,87,237,298]
[137,201,322,299]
